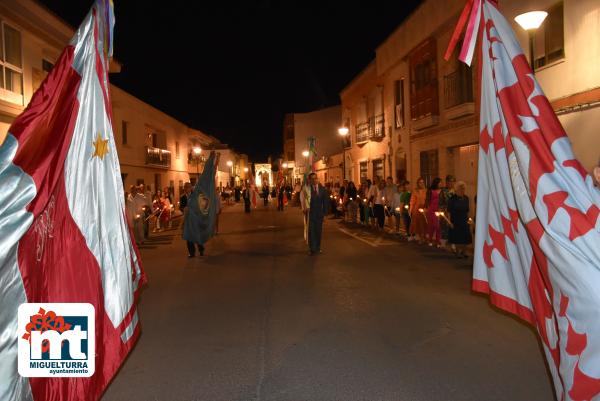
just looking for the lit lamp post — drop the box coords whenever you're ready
[514,11,548,73]
[338,127,349,180]
[302,150,309,175]
[192,146,202,175]
[227,160,233,186]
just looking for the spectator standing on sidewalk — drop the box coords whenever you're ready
[399,181,412,237]
[448,181,472,258]
[346,181,358,223]
[389,183,402,234]
[366,179,377,227]
[425,177,442,247]
[373,178,386,230]
[410,177,427,243]
[439,175,456,249]
[383,176,396,230]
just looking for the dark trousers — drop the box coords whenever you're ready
[277,196,284,211]
[403,212,412,235]
[244,200,251,213]
[263,197,268,206]
[187,241,203,256]
[373,204,385,228]
[308,216,323,253]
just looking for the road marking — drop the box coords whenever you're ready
[338,228,379,247]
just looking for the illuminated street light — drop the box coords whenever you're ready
[302,150,309,158]
[282,163,288,168]
[192,146,201,155]
[514,11,548,30]
[243,167,248,172]
[338,127,349,180]
[226,160,233,167]
[514,11,548,72]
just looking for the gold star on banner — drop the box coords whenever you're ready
[92,132,109,160]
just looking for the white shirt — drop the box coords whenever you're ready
[367,185,378,203]
[374,186,385,205]
[389,192,402,211]
[132,193,147,215]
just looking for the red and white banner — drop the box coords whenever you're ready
[0,1,145,400]
[449,1,600,399]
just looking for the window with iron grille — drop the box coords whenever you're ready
[372,159,383,181]
[419,149,438,188]
[359,161,368,183]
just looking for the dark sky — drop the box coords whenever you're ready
[38,0,422,161]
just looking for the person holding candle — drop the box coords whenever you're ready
[409,177,427,243]
[425,177,442,247]
[399,181,412,238]
[448,181,472,258]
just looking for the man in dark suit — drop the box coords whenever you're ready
[302,173,329,255]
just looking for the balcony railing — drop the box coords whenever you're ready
[444,68,473,109]
[356,114,385,143]
[355,122,369,143]
[368,114,385,139]
[145,146,171,168]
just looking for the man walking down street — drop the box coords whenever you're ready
[180,182,203,257]
[301,173,329,255]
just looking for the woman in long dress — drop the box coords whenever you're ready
[426,177,442,247]
[409,177,427,243]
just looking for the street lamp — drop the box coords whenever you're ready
[282,163,288,169]
[226,160,233,186]
[338,127,349,180]
[514,11,548,73]
[192,146,202,174]
[302,150,309,158]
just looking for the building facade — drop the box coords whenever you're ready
[340,0,599,203]
[282,105,343,183]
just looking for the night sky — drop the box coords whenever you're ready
[38,0,422,162]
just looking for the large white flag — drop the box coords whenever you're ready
[447,0,600,399]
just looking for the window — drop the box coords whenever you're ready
[372,159,383,181]
[359,161,368,184]
[394,79,405,128]
[121,121,128,145]
[287,151,294,161]
[420,149,439,187]
[534,2,564,69]
[42,59,54,73]
[175,141,180,159]
[444,62,473,108]
[409,38,439,120]
[0,22,23,100]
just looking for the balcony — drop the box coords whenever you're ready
[355,122,369,143]
[145,146,171,168]
[368,114,385,140]
[444,68,474,120]
[355,114,385,144]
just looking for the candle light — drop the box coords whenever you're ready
[418,208,424,213]
[395,207,400,212]
[404,205,409,210]
[435,212,440,217]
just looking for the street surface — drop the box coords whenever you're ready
[103,203,555,401]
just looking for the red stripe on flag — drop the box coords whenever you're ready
[472,279,536,325]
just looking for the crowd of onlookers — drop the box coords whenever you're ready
[125,184,174,245]
[325,175,473,258]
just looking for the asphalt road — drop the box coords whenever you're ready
[102,202,555,401]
